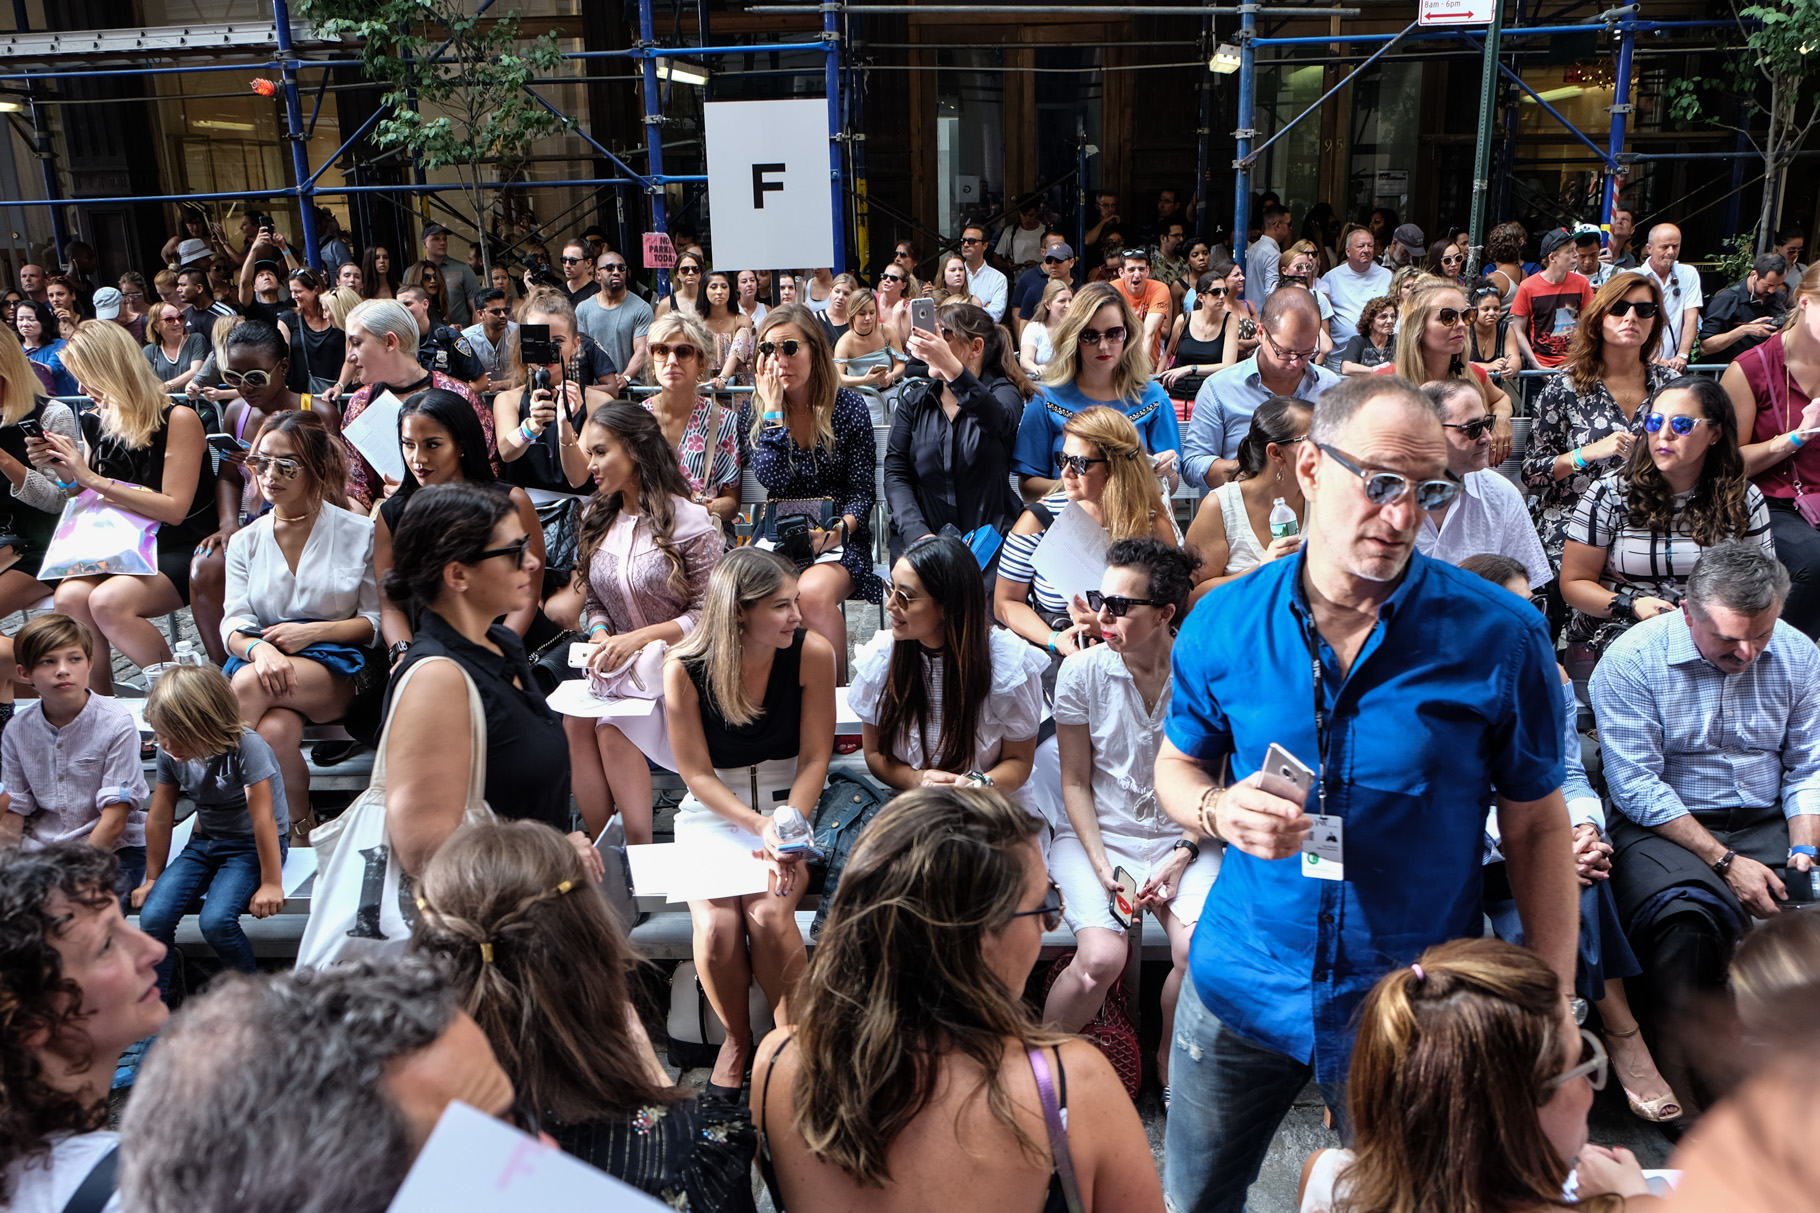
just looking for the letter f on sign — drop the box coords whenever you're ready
[753,163,786,208]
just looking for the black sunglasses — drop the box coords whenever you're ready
[758,339,802,358]
[1608,299,1661,319]
[960,236,986,245]
[1086,590,1164,617]
[472,535,531,569]
[1443,416,1496,440]
[1043,255,1069,265]
[881,273,905,283]
[1008,883,1065,932]
[560,256,585,265]
[1316,442,1461,510]
[1058,453,1108,476]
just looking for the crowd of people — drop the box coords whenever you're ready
[1,190,1818,1212]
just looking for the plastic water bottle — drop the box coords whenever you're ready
[772,804,815,856]
[1269,497,1299,541]
[173,640,203,667]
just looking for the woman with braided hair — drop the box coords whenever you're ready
[412,820,757,1211]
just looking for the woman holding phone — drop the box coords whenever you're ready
[491,292,605,495]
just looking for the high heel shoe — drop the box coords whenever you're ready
[1603,1025,1683,1122]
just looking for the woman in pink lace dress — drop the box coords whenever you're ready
[564,402,724,844]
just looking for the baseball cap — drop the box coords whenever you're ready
[1539,227,1575,259]
[1392,224,1427,257]
[1044,242,1075,261]
[420,222,452,242]
[176,238,211,266]
[91,287,123,320]
[253,259,281,276]
[1571,223,1603,245]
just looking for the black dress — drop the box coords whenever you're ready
[551,1098,757,1213]
[683,629,804,768]
[382,609,571,831]
[82,405,218,599]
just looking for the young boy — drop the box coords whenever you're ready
[0,614,148,896]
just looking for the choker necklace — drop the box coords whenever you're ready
[274,512,313,524]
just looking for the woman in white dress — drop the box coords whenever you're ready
[848,534,1046,805]
[1185,394,1310,605]
[1041,538,1214,1102]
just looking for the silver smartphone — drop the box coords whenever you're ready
[1258,743,1316,806]
[909,296,937,335]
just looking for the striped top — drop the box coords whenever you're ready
[997,489,1076,616]
[1568,473,1773,596]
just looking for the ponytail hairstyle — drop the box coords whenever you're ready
[411,820,677,1127]
[875,535,993,773]
[1061,405,1166,542]
[667,547,798,727]
[1342,938,1607,1213]
[936,301,1035,402]
[1233,395,1312,482]
[574,402,696,599]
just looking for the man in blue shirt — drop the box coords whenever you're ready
[1591,542,1820,1061]
[1156,375,1577,1213]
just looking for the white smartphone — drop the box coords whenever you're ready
[1258,743,1316,805]
[568,640,593,669]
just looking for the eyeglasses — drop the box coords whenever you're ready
[1316,442,1461,510]
[757,339,802,358]
[1058,453,1108,476]
[1643,412,1713,436]
[1080,326,1126,347]
[246,454,302,480]
[222,368,276,389]
[1608,299,1661,319]
[886,584,920,610]
[1442,416,1496,440]
[1433,307,1465,327]
[1204,286,1229,298]
[1008,882,1065,932]
[1043,256,1069,265]
[1086,590,1163,616]
[1262,327,1318,364]
[649,342,699,362]
[472,535,531,569]
[881,273,905,284]
[1546,1028,1609,1092]
[1442,254,1465,266]
[960,236,986,245]
[560,256,585,265]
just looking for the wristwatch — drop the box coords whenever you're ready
[1608,585,1640,622]
[965,770,994,787]
[388,640,411,662]
[1711,849,1737,877]
[1172,838,1201,862]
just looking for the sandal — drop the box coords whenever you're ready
[1604,1025,1683,1122]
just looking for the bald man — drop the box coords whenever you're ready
[1640,224,1702,372]
[18,264,46,303]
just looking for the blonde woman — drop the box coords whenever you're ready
[144,302,207,391]
[323,285,361,332]
[642,310,740,522]
[1014,280,1181,499]
[833,288,905,391]
[740,302,881,669]
[664,547,836,1099]
[46,321,214,691]
[996,405,1179,658]
[491,291,608,495]
[1018,277,1074,377]
[1386,279,1514,464]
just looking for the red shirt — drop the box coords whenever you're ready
[1114,278,1172,364]
[1509,271,1594,367]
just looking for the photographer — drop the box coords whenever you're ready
[491,292,610,494]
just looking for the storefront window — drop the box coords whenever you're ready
[1347,61,1423,225]
[1258,63,1324,223]
[936,49,1004,239]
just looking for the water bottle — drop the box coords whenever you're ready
[1269,497,1299,541]
[772,804,816,856]
[174,640,202,667]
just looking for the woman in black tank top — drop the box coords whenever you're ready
[664,547,837,1102]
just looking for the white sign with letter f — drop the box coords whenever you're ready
[703,99,834,270]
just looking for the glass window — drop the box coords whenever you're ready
[1258,63,1325,225]
[936,49,1004,239]
[1347,62,1423,226]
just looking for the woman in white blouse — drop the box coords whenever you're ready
[848,534,1047,805]
[221,409,381,832]
[1041,538,1213,1106]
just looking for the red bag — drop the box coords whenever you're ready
[1043,950,1143,1099]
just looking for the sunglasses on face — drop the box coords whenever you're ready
[1546,1028,1609,1092]
[560,256,585,265]
[603,263,627,273]
[758,339,802,358]
[881,273,905,284]
[1080,326,1126,347]
[1442,254,1465,265]
[1608,299,1660,319]
[886,584,921,610]
[649,343,699,361]
[675,266,701,275]
[1058,453,1108,476]
[1043,256,1069,265]
[247,454,302,480]
[960,236,986,245]
[222,368,278,389]
[1008,882,1065,932]
[1433,307,1465,327]
[1643,412,1712,436]
[472,535,531,569]
[1204,286,1229,297]
[1086,590,1163,616]
[482,307,509,319]
[1317,442,1461,510]
[1443,416,1496,440]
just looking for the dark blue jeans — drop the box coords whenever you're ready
[137,833,287,997]
[113,845,146,911]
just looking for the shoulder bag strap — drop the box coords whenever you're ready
[756,1033,796,1212]
[58,1144,119,1213]
[1028,1046,1086,1213]
[364,655,441,792]
[458,658,488,812]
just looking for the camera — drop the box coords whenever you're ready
[774,513,814,568]
[519,323,562,368]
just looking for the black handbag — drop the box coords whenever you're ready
[537,495,583,577]
[751,497,834,543]
[528,628,586,697]
[808,771,892,939]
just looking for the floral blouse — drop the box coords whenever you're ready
[645,395,740,504]
[1522,363,1675,564]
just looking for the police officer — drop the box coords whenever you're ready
[399,283,484,383]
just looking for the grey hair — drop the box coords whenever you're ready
[1309,373,1434,447]
[120,957,458,1213]
[1686,541,1791,618]
[1756,252,1790,279]
[348,297,421,358]
[1419,377,1476,421]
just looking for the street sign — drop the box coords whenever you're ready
[1419,0,1493,25]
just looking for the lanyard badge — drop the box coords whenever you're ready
[1298,620,1345,880]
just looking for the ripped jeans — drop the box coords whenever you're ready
[1161,977,1347,1213]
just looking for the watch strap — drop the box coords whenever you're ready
[1711,849,1737,876]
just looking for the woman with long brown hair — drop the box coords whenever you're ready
[1297,938,1652,1213]
[655,249,707,319]
[360,244,400,299]
[401,260,449,324]
[412,820,757,1210]
[752,786,1161,1213]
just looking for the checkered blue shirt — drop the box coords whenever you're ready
[1590,611,1820,827]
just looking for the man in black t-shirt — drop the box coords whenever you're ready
[178,268,241,338]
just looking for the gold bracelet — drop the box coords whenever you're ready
[1197,785,1225,842]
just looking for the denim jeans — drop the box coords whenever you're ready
[113,845,146,911]
[1162,978,1347,1213]
[137,833,288,997]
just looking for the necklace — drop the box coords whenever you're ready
[274,511,314,524]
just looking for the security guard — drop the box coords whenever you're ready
[399,283,485,383]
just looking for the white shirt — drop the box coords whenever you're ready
[847,627,1046,803]
[1637,261,1703,361]
[4,1131,123,1213]
[1051,642,1177,845]
[1316,261,1393,343]
[996,224,1046,267]
[221,505,382,648]
[1246,234,1282,301]
[966,260,1010,322]
[1416,468,1552,590]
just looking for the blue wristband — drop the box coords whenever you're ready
[1790,430,1808,450]
[244,638,269,660]
[588,623,609,637]
[1792,845,1818,858]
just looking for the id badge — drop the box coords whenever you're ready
[1301,814,1344,881]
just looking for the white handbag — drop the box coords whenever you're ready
[297,656,494,968]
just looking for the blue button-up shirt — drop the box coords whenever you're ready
[1184,355,1342,487]
[1168,551,1564,1083]
[1590,612,1820,827]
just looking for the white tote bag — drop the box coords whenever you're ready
[297,656,493,968]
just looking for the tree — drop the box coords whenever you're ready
[296,0,569,271]
[1666,0,1820,253]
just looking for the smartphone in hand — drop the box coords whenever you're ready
[1109,865,1138,929]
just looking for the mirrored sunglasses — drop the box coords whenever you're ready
[1643,413,1712,436]
[247,455,302,480]
[1316,442,1461,510]
[1080,326,1126,347]
[1058,453,1108,476]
